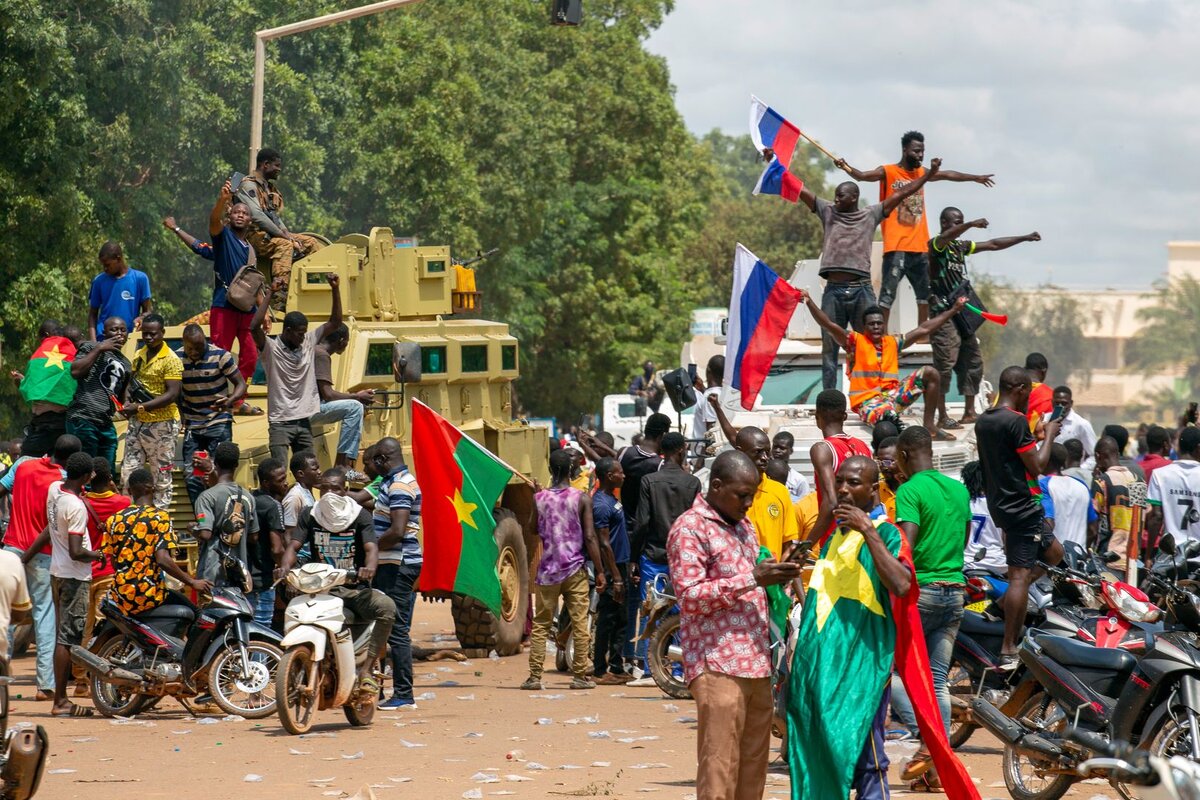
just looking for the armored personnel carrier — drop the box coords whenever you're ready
[120,229,548,657]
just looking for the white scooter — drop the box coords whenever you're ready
[276,563,379,735]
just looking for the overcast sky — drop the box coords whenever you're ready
[645,0,1200,288]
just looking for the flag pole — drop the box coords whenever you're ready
[798,130,841,164]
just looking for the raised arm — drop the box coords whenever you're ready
[902,296,967,347]
[1018,419,1061,477]
[930,169,995,187]
[209,181,232,238]
[249,283,275,351]
[707,393,738,444]
[802,292,849,350]
[313,273,342,341]
[833,158,885,183]
[880,158,940,217]
[975,231,1040,253]
[70,338,118,380]
[798,182,819,212]
[931,218,988,250]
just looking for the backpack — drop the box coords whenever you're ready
[213,488,249,547]
[220,242,263,313]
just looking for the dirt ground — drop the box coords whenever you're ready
[18,600,1122,800]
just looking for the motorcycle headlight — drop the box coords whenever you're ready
[1104,582,1161,623]
[209,591,253,615]
[1068,579,1099,609]
[287,564,342,594]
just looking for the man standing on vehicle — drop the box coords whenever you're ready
[807,389,873,544]
[371,438,423,708]
[103,468,211,618]
[1147,427,1200,549]
[277,468,395,695]
[119,314,182,511]
[669,450,800,800]
[251,275,343,464]
[311,323,375,473]
[975,366,1063,667]
[630,432,699,686]
[208,180,260,384]
[177,324,248,505]
[834,132,995,329]
[797,158,942,390]
[250,458,287,629]
[66,316,131,471]
[87,242,152,342]
[237,148,323,308]
[888,426,972,787]
[193,442,258,586]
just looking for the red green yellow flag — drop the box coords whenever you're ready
[411,399,513,615]
[20,336,77,407]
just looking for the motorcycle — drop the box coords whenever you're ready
[71,544,282,719]
[0,662,46,800]
[639,572,688,700]
[275,563,380,735]
[1066,727,1200,800]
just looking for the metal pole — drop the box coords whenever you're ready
[248,0,422,171]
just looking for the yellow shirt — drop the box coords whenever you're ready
[131,345,183,424]
[746,475,798,560]
[878,480,897,522]
[794,492,820,540]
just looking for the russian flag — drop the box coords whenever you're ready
[749,95,800,168]
[723,244,804,410]
[752,156,803,202]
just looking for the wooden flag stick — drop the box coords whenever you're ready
[798,130,841,164]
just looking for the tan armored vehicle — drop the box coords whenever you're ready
[119,229,548,657]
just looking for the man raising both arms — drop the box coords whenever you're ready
[835,131,995,328]
[798,158,943,391]
[804,290,968,440]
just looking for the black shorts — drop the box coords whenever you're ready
[1003,516,1054,569]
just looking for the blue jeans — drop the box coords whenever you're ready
[182,422,234,506]
[65,417,119,474]
[820,280,877,389]
[374,562,421,701]
[310,399,364,460]
[633,556,669,671]
[5,548,54,691]
[247,588,275,629]
[891,585,964,737]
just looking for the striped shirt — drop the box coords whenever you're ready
[176,344,240,432]
[373,466,422,566]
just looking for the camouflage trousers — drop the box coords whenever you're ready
[121,418,180,511]
[247,231,323,309]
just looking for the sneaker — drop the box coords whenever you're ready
[627,676,658,688]
[569,677,596,690]
[379,696,416,709]
[885,728,917,742]
[595,673,630,685]
[520,676,543,691]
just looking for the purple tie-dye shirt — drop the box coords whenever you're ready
[535,486,585,585]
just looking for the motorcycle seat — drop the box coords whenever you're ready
[1038,634,1136,673]
[960,611,1005,637]
[134,603,196,623]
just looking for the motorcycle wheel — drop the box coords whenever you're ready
[947,663,978,748]
[90,636,155,719]
[344,693,376,727]
[1002,693,1074,800]
[647,615,691,700]
[276,647,319,735]
[209,642,282,719]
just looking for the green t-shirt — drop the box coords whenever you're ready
[895,469,971,585]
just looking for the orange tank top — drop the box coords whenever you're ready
[880,163,929,253]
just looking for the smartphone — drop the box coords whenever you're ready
[1048,403,1067,423]
[787,540,814,563]
[229,171,244,192]
[687,363,698,384]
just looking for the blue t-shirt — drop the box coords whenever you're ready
[88,269,152,337]
[210,227,253,310]
[593,490,630,564]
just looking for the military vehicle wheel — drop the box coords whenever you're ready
[451,516,529,657]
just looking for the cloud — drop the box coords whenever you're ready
[646,0,1200,286]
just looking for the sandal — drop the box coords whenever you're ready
[938,417,963,430]
[931,428,957,442]
[909,771,944,793]
[900,753,933,781]
[356,675,381,696]
[52,703,95,717]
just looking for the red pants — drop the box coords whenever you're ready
[208,306,258,382]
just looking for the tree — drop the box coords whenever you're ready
[1125,276,1200,398]
[974,276,1094,389]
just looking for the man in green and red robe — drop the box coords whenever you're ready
[787,456,979,800]
[15,320,78,458]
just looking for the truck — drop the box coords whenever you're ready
[681,249,980,479]
[119,229,549,658]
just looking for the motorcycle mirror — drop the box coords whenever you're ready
[1160,533,1178,556]
[1102,551,1121,564]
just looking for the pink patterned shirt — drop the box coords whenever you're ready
[667,494,771,684]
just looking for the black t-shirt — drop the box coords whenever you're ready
[292,506,376,570]
[251,490,284,590]
[68,342,131,424]
[975,406,1041,529]
[927,238,975,312]
[619,446,662,527]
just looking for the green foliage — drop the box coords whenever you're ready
[0,0,827,428]
[1125,276,1200,396]
[974,276,1094,389]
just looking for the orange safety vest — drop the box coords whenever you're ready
[847,332,900,409]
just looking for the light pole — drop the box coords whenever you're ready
[248,0,422,173]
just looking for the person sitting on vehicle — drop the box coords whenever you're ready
[802,292,968,441]
[276,467,395,695]
[311,323,374,474]
[104,468,212,617]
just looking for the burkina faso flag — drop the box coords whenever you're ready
[20,336,77,407]
[411,399,513,615]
